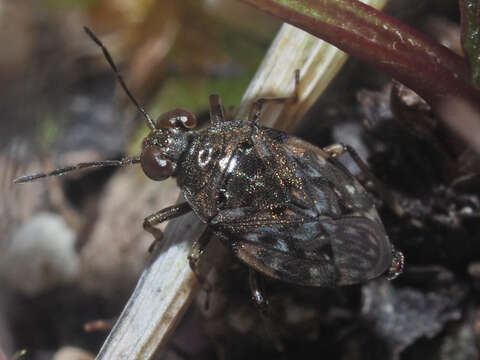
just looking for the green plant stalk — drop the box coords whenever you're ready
[238,0,480,151]
[460,0,480,88]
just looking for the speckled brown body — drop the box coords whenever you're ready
[15,31,400,298]
[173,119,392,286]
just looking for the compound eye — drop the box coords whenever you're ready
[156,109,197,129]
[141,147,173,181]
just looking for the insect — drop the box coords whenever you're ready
[15,27,403,305]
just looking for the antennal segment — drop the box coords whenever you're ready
[13,156,140,184]
[83,26,156,131]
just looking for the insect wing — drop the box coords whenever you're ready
[216,213,392,286]
[212,128,392,286]
[212,208,338,286]
[317,216,392,285]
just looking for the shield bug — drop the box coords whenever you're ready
[15,27,404,303]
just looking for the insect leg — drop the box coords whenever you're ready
[143,202,192,252]
[323,143,406,218]
[209,94,226,125]
[187,227,213,289]
[249,69,300,125]
[225,105,235,122]
[249,268,268,311]
[188,228,214,309]
[249,269,285,352]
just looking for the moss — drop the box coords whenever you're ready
[38,114,60,147]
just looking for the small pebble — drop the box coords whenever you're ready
[0,212,79,296]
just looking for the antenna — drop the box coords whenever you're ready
[13,28,150,185]
[13,157,140,184]
[83,26,157,131]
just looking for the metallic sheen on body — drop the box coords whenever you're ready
[147,118,393,287]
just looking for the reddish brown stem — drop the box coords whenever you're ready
[460,0,480,88]
[239,0,480,152]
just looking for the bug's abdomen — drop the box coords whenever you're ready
[212,208,392,286]
[211,127,392,286]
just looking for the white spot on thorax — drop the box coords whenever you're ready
[219,156,229,170]
[198,148,213,167]
[226,157,237,173]
[345,185,356,194]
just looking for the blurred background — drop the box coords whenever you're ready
[1,1,477,360]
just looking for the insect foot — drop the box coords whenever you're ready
[249,268,269,311]
[385,247,405,281]
[142,203,192,252]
